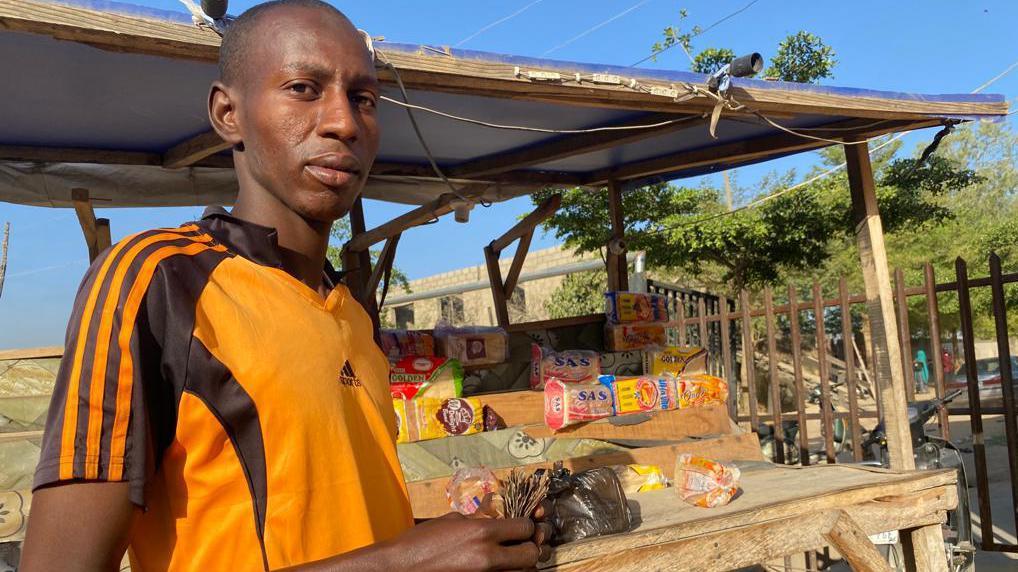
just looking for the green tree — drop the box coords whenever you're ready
[765,31,836,83]
[692,47,735,74]
[545,270,608,319]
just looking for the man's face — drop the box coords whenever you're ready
[233,8,380,223]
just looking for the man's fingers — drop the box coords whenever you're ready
[471,493,501,519]
[539,541,553,563]
[533,522,554,546]
[533,498,553,521]
[485,517,535,543]
[488,540,540,570]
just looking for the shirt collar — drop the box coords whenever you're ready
[198,206,346,286]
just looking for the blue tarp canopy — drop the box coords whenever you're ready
[0,0,1009,207]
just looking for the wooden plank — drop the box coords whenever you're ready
[492,193,561,252]
[0,430,44,444]
[0,346,63,360]
[476,390,546,426]
[524,404,732,441]
[719,295,736,419]
[0,144,163,166]
[988,253,1018,533]
[764,287,784,464]
[606,181,627,291]
[71,187,98,261]
[371,161,583,186]
[895,268,917,401]
[815,281,835,464]
[484,244,510,327]
[504,313,603,334]
[840,277,863,462]
[347,192,460,252]
[740,290,759,429]
[545,466,957,569]
[162,130,231,169]
[676,295,688,346]
[902,523,950,572]
[445,114,700,179]
[824,512,893,572]
[405,433,763,518]
[696,297,707,350]
[844,140,913,471]
[788,284,809,465]
[923,263,949,439]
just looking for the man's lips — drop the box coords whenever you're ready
[304,153,362,188]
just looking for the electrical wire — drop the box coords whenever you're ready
[633,56,1018,238]
[378,96,703,133]
[455,0,546,47]
[375,48,485,206]
[542,0,654,56]
[630,0,763,67]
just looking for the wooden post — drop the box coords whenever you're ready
[343,198,378,327]
[845,141,946,572]
[923,263,949,439]
[96,218,111,254]
[0,222,8,300]
[606,180,628,291]
[763,287,784,464]
[844,141,914,471]
[740,290,759,429]
[894,268,917,400]
[71,188,99,261]
[815,281,835,464]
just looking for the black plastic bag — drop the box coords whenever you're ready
[543,465,631,545]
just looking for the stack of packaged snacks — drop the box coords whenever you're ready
[603,321,681,351]
[389,356,463,400]
[380,329,435,360]
[599,374,676,414]
[394,396,485,444]
[530,345,601,390]
[642,346,707,377]
[435,323,509,367]
[604,292,671,323]
[675,373,729,409]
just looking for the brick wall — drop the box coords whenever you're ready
[382,245,597,328]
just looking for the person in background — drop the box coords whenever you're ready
[942,350,955,376]
[914,348,929,393]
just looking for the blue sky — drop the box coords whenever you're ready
[2,0,1017,348]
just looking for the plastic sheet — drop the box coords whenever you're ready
[546,466,631,544]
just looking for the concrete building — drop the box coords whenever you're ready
[380,245,604,329]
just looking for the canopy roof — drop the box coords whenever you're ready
[0,0,1009,208]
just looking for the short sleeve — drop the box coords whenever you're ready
[34,237,172,507]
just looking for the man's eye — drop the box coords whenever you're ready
[288,83,316,96]
[353,94,377,110]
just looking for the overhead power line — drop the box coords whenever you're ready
[543,0,654,56]
[630,0,763,67]
[455,0,546,47]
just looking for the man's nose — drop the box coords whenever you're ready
[316,93,359,142]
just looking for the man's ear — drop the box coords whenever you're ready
[209,81,243,150]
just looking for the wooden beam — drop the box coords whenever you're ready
[483,244,510,327]
[584,118,929,185]
[824,512,893,572]
[502,230,532,297]
[71,188,99,261]
[2,2,1006,121]
[346,192,461,252]
[95,217,111,253]
[445,113,700,179]
[162,130,231,169]
[844,140,912,471]
[366,234,401,308]
[370,162,583,187]
[606,180,628,291]
[490,194,561,253]
[0,345,64,360]
[0,144,233,168]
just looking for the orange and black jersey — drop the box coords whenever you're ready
[35,210,413,571]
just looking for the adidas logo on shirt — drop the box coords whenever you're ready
[339,360,362,387]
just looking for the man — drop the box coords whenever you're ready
[20,1,549,570]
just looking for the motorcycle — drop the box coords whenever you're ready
[859,389,974,572]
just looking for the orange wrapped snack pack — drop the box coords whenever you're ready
[544,379,613,431]
[674,454,741,508]
[676,373,729,409]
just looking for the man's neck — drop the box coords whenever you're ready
[231,191,333,296]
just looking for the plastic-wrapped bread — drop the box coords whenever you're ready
[379,329,435,360]
[389,356,463,399]
[435,324,508,366]
[676,373,729,409]
[530,344,601,390]
[643,346,707,377]
[604,321,680,351]
[544,379,613,431]
[674,454,740,508]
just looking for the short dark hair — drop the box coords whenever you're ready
[218,0,350,85]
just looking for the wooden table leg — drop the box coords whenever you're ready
[901,524,949,572]
[823,512,893,572]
